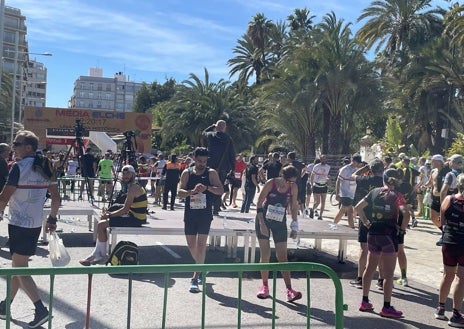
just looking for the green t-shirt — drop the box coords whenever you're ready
[98,159,113,179]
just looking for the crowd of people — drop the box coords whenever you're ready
[2,123,464,326]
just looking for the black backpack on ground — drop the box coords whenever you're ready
[106,241,139,266]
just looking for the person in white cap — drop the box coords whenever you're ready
[79,165,148,265]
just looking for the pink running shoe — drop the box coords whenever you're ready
[286,288,302,302]
[257,285,270,299]
[380,306,403,318]
[359,300,374,312]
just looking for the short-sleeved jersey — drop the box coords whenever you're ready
[7,156,56,228]
[312,163,330,185]
[98,158,114,179]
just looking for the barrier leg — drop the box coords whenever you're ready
[85,274,93,329]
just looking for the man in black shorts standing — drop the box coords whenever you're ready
[178,148,224,293]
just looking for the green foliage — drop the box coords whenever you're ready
[384,115,403,154]
[133,79,176,113]
[446,132,464,158]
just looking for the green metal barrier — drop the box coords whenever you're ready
[0,262,346,329]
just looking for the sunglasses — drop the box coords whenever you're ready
[12,142,25,147]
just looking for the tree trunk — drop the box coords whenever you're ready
[322,104,330,154]
[328,112,341,154]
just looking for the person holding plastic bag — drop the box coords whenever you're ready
[0,130,60,328]
[48,232,70,267]
[255,165,302,302]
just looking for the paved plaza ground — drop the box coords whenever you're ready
[0,193,454,328]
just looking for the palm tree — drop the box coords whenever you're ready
[287,8,315,32]
[444,3,464,47]
[228,34,263,87]
[246,13,275,84]
[161,69,256,151]
[256,58,320,159]
[313,12,370,154]
[357,0,442,64]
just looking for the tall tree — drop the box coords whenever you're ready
[313,12,369,154]
[228,34,263,87]
[161,69,256,151]
[246,13,275,84]
[357,0,442,65]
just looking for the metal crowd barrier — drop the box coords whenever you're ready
[1,262,346,329]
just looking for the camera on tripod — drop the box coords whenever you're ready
[123,130,135,138]
[74,119,85,138]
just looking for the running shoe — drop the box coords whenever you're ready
[449,313,464,327]
[0,300,6,320]
[435,306,447,320]
[396,277,409,287]
[380,306,403,318]
[256,285,270,299]
[349,278,362,289]
[359,300,374,312]
[28,307,49,328]
[286,288,302,302]
[189,278,200,293]
[376,280,384,290]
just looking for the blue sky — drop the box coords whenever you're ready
[6,0,449,108]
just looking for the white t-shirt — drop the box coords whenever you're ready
[7,157,56,228]
[338,164,357,199]
[312,163,330,185]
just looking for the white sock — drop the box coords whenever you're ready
[92,240,107,258]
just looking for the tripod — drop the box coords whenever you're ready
[59,119,95,206]
[106,131,138,207]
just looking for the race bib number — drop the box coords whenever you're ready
[190,193,207,209]
[266,204,286,222]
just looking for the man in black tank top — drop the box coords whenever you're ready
[178,147,224,293]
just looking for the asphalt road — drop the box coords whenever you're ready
[0,196,451,329]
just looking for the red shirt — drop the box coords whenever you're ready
[234,160,247,181]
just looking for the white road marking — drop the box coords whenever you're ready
[156,242,181,259]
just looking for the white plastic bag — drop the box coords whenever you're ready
[48,232,71,267]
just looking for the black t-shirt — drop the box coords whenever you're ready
[81,153,96,177]
[354,175,384,204]
[245,164,258,188]
[264,161,282,179]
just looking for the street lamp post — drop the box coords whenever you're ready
[6,40,51,143]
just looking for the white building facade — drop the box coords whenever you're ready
[69,69,143,112]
